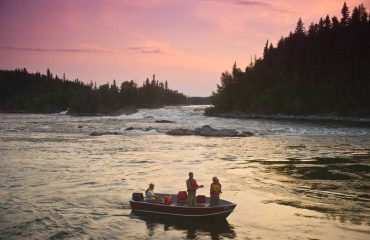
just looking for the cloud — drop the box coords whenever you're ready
[1,45,162,54]
[235,0,293,13]
[202,0,270,7]
[202,0,291,13]
[141,49,162,54]
[2,45,106,53]
[235,1,270,7]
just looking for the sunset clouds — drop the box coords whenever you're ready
[0,0,369,95]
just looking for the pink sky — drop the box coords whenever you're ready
[0,0,369,96]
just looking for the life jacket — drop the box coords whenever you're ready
[164,195,172,205]
[187,179,199,191]
[177,191,187,203]
[145,189,155,200]
[210,183,221,195]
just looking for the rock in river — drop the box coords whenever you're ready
[155,120,175,123]
[90,131,120,136]
[167,125,253,137]
[167,128,196,136]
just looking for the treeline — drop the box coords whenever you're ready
[208,2,370,116]
[187,97,212,105]
[0,68,187,114]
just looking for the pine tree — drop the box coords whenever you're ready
[358,4,368,23]
[332,16,340,28]
[318,18,325,31]
[351,6,361,25]
[324,15,331,29]
[341,2,350,26]
[308,23,318,36]
[269,43,273,51]
[295,18,305,34]
[111,79,119,93]
[263,40,269,57]
[46,68,52,79]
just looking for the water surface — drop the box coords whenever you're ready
[0,106,369,239]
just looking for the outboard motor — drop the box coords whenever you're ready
[132,192,144,201]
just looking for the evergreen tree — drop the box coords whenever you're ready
[308,23,318,35]
[263,40,269,57]
[332,16,340,28]
[269,43,273,51]
[358,4,368,23]
[351,6,361,25]
[341,2,350,26]
[295,18,305,34]
[111,79,119,93]
[318,18,325,31]
[324,15,331,29]
[46,68,52,79]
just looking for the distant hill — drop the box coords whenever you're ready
[0,69,187,114]
[208,2,370,117]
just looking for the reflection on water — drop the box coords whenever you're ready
[131,214,237,240]
[253,152,370,225]
[0,106,369,239]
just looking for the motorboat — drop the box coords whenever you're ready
[130,193,236,221]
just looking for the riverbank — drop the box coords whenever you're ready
[67,108,138,116]
[0,108,138,116]
[205,108,370,125]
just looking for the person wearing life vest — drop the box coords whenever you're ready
[186,172,203,206]
[210,176,222,206]
[145,183,162,203]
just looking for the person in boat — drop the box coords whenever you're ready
[186,172,203,206]
[210,176,222,206]
[145,183,162,203]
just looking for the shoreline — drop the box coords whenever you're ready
[2,107,370,125]
[206,111,370,126]
[0,104,209,116]
[67,108,138,117]
[0,108,138,116]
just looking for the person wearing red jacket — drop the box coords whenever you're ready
[186,172,203,206]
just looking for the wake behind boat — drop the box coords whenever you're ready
[130,193,237,221]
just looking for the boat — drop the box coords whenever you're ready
[129,193,237,221]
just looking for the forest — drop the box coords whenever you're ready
[0,68,187,114]
[207,2,370,116]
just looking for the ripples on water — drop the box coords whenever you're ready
[0,106,369,239]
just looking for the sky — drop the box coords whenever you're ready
[0,0,369,96]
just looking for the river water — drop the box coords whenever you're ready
[0,106,369,240]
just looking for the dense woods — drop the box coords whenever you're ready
[187,97,212,105]
[208,3,370,116]
[0,69,187,114]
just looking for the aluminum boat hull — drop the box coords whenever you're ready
[130,193,236,221]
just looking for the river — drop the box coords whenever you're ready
[0,106,369,239]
